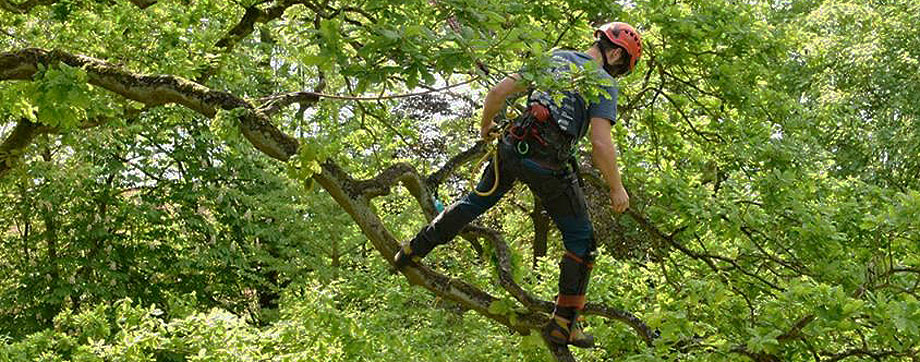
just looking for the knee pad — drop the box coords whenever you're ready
[556,251,594,310]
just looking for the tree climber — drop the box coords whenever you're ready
[395,22,641,348]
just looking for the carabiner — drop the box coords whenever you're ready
[516,141,529,155]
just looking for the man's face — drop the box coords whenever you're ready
[603,48,629,77]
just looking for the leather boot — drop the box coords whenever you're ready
[393,230,439,269]
[394,242,421,269]
[544,312,595,348]
[543,251,595,347]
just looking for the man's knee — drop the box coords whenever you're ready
[559,218,595,258]
[563,234,596,259]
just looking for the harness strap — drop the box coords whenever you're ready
[556,294,587,309]
[564,251,595,269]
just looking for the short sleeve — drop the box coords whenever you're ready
[588,85,618,125]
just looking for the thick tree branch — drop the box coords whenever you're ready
[468,225,657,345]
[351,150,657,347]
[313,161,547,334]
[195,0,311,80]
[324,150,658,357]
[466,226,554,311]
[257,91,321,116]
[352,162,439,221]
[0,48,298,160]
[0,119,41,178]
[582,303,658,346]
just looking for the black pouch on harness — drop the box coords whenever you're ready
[526,91,590,164]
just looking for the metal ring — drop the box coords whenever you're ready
[516,141,529,155]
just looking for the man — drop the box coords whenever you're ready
[395,22,642,348]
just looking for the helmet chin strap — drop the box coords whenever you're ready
[597,40,610,69]
[596,40,617,76]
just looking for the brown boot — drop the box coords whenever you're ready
[545,250,596,347]
[393,243,421,269]
[543,314,595,348]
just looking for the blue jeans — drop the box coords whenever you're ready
[409,141,595,259]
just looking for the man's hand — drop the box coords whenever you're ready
[609,185,629,213]
[480,122,499,141]
[480,75,527,141]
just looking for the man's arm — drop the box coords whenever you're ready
[589,117,629,213]
[480,74,528,139]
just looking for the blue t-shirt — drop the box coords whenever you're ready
[529,50,619,141]
[552,50,618,124]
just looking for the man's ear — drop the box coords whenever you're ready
[604,47,620,63]
[612,47,625,63]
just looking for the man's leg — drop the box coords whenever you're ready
[525,170,596,347]
[395,153,516,268]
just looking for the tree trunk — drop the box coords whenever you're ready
[41,145,58,283]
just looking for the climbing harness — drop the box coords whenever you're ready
[470,102,570,197]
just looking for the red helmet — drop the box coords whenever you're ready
[594,22,642,72]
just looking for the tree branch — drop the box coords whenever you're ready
[351,162,439,221]
[469,225,658,346]
[0,48,298,161]
[127,0,156,9]
[258,77,480,105]
[466,225,554,311]
[0,119,41,178]
[313,161,547,334]
[196,0,312,82]
[660,91,724,143]
[325,149,659,353]
[256,91,321,116]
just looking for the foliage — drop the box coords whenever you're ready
[1,0,919,360]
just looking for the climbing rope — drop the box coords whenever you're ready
[470,108,520,197]
[471,146,500,197]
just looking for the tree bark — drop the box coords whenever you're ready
[0,119,41,178]
[0,48,298,161]
[40,145,58,284]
